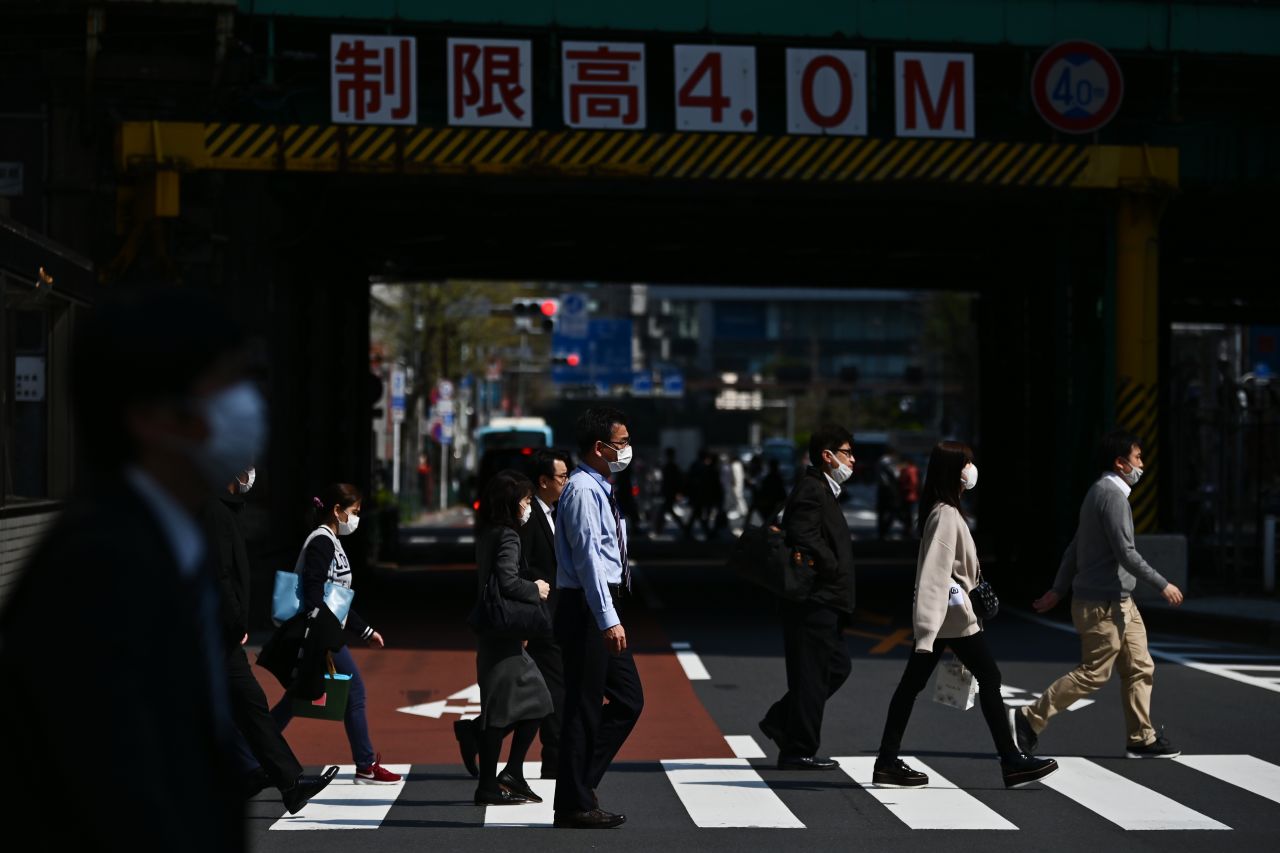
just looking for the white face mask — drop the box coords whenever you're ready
[607,444,633,473]
[180,381,268,488]
[519,503,533,526]
[337,510,360,536]
[828,458,853,485]
[237,468,256,494]
[961,463,979,491]
[1122,463,1143,487]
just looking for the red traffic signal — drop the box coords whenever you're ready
[540,300,558,317]
[566,353,580,367]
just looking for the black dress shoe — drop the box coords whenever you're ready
[553,808,627,828]
[454,719,479,778]
[1001,753,1059,789]
[242,767,272,800]
[282,765,340,815]
[872,758,928,788]
[475,785,529,806]
[777,754,840,771]
[497,770,542,803]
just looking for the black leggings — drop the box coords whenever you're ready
[878,631,1018,762]
[478,718,540,789]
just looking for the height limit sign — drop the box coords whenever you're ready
[1031,41,1123,135]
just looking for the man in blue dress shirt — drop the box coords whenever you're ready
[551,407,644,829]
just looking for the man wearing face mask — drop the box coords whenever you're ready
[551,408,643,829]
[759,424,857,771]
[204,468,339,812]
[1014,430,1185,760]
[0,286,261,850]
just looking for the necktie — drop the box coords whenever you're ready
[607,490,630,592]
[550,504,557,523]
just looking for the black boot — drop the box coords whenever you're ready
[1001,753,1059,789]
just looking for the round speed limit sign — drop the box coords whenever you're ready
[1031,41,1124,134]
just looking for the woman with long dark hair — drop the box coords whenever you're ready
[471,469,554,805]
[270,483,402,784]
[871,442,1059,790]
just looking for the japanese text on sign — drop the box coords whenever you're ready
[330,35,417,125]
[562,42,646,130]
[448,38,532,127]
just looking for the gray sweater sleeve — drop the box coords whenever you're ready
[1097,489,1169,591]
[1050,535,1079,597]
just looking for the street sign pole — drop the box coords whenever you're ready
[440,446,448,511]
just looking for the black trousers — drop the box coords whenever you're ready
[763,600,852,757]
[226,645,302,788]
[877,631,1018,761]
[524,634,565,773]
[553,587,645,813]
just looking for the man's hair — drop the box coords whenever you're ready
[534,448,572,484]
[1098,429,1143,473]
[808,424,853,466]
[576,406,628,455]
[72,285,245,474]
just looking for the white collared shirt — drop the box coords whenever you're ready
[823,471,843,498]
[125,466,206,578]
[536,495,555,534]
[1104,472,1133,499]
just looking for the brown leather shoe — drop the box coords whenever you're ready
[553,808,626,828]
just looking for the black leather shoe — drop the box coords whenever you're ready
[475,785,529,806]
[498,770,542,803]
[282,765,340,815]
[242,767,272,800]
[454,719,479,778]
[553,808,627,828]
[872,758,928,788]
[1001,753,1059,789]
[777,754,840,771]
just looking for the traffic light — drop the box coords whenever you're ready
[551,352,581,367]
[512,298,558,333]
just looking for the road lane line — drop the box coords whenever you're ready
[1175,755,1280,806]
[1039,757,1229,830]
[661,758,805,828]
[484,762,556,828]
[670,641,711,680]
[836,756,1017,830]
[269,765,411,830]
[725,735,766,758]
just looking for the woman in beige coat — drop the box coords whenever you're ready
[872,441,1058,790]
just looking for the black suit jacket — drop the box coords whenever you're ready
[0,479,244,851]
[202,492,251,646]
[518,499,559,613]
[784,467,857,613]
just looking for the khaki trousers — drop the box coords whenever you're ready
[1025,597,1156,747]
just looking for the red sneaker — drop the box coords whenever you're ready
[354,753,402,785]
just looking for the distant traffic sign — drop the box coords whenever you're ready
[1031,41,1123,135]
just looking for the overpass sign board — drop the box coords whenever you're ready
[1032,41,1124,134]
[674,45,758,133]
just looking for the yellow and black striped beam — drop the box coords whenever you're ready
[117,121,1179,190]
[1117,377,1160,532]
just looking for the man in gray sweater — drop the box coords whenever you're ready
[1013,430,1185,759]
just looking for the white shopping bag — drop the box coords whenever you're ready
[932,656,978,710]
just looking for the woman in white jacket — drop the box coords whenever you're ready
[872,441,1059,790]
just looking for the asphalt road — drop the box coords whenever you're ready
[245,559,1280,853]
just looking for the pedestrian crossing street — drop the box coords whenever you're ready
[266,738,1280,833]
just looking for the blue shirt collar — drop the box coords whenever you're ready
[576,463,612,495]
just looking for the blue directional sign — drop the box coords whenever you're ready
[552,318,632,387]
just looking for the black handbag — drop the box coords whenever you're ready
[959,569,1000,620]
[467,571,553,639]
[728,521,817,603]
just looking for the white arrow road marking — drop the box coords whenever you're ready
[398,683,483,719]
[449,683,482,702]
[999,683,1093,711]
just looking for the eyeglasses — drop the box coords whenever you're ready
[602,438,631,450]
[832,447,853,457]
[552,473,570,483]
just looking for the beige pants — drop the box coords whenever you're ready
[1025,597,1156,747]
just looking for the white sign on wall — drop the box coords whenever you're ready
[894,52,975,139]
[562,42,646,130]
[330,34,417,125]
[786,49,868,136]
[674,45,757,133]
[448,38,533,127]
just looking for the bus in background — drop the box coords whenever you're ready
[471,417,555,509]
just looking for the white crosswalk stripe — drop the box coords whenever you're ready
[269,765,411,831]
[1038,757,1230,830]
[836,756,1017,830]
[483,762,555,828]
[1174,754,1280,806]
[661,758,806,828]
